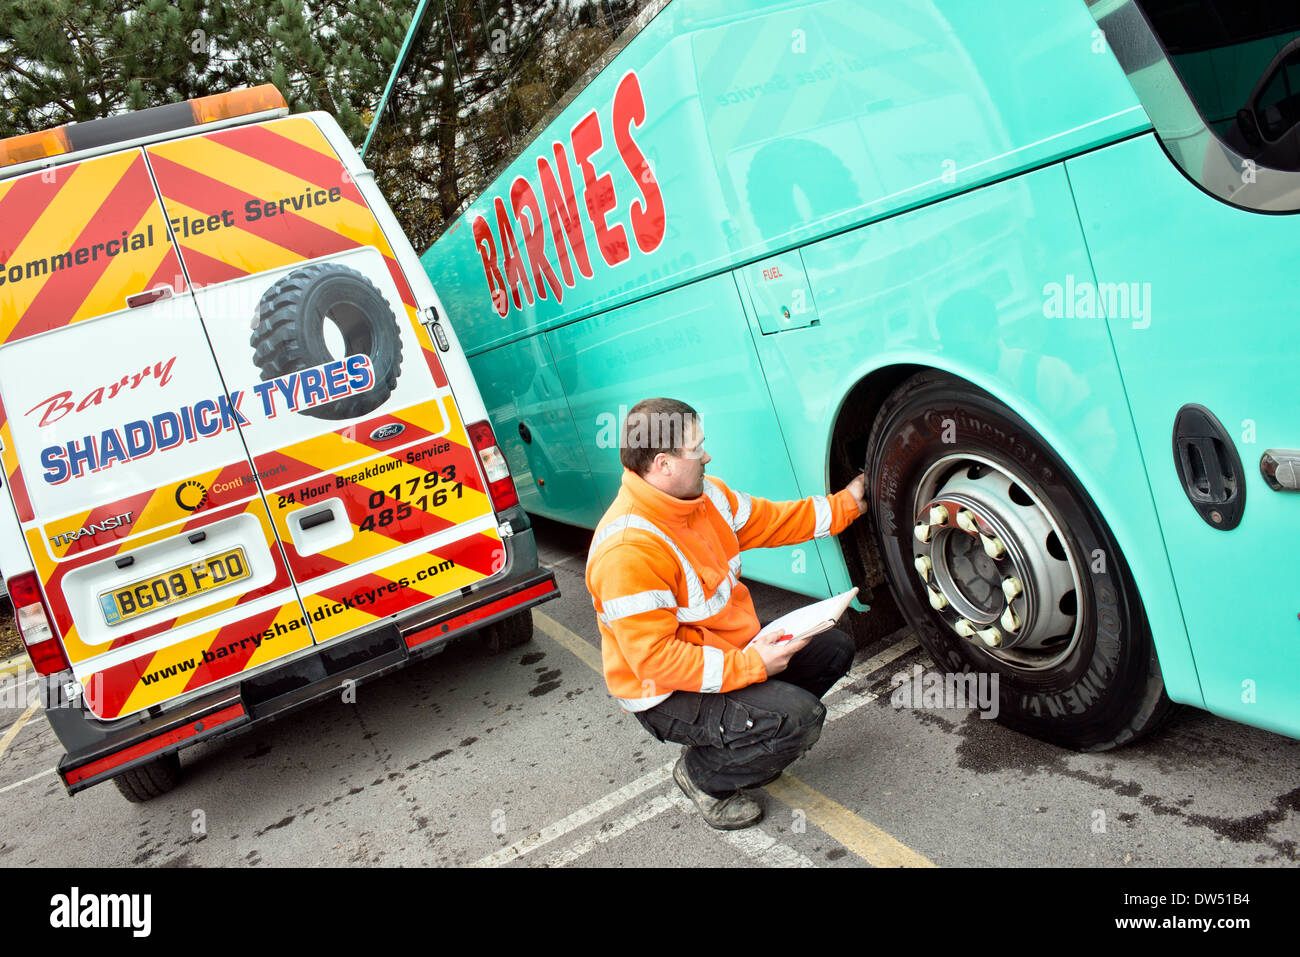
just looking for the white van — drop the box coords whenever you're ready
[0,86,558,801]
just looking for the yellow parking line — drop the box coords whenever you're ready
[533,610,603,675]
[765,773,936,868]
[0,657,29,679]
[0,701,40,765]
[532,607,934,868]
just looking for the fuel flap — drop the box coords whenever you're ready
[0,149,314,721]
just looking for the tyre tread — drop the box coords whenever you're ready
[112,752,181,803]
[248,263,402,419]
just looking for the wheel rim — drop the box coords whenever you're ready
[910,454,1084,671]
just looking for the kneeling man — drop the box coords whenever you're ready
[586,398,867,829]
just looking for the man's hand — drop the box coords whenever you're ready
[753,630,813,677]
[843,471,867,515]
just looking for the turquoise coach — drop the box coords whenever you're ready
[367,0,1300,750]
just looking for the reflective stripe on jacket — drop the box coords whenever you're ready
[586,469,862,712]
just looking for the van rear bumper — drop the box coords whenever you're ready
[51,534,558,795]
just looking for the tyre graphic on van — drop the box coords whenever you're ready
[249,262,404,420]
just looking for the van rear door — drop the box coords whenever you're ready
[0,149,316,720]
[141,115,505,645]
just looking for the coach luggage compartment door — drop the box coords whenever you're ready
[0,149,314,722]
[142,116,504,645]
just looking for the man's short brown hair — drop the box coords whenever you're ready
[619,398,698,475]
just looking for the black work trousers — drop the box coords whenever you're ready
[633,629,855,797]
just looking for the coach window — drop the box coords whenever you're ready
[1090,0,1300,211]
[366,0,664,253]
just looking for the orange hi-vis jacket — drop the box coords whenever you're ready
[586,469,863,712]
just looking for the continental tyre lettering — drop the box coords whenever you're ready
[475,70,664,317]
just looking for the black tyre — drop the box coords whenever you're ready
[865,371,1176,751]
[112,751,181,803]
[483,610,534,655]
[250,263,403,421]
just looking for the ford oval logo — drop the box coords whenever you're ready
[370,423,405,442]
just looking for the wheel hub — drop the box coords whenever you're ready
[911,457,1082,669]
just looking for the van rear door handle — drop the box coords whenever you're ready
[298,509,335,530]
[126,286,174,308]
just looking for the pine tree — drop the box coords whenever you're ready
[0,0,412,144]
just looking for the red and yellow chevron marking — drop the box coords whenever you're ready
[83,522,505,717]
[0,150,184,346]
[0,395,33,523]
[37,457,261,562]
[143,117,447,388]
[27,486,292,666]
[248,395,457,496]
[259,397,490,582]
[84,599,313,720]
[270,441,489,579]
[249,394,456,497]
[301,526,505,644]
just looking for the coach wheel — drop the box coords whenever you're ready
[865,371,1176,751]
[250,262,404,421]
[113,751,182,803]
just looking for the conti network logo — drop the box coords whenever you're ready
[174,480,209,512]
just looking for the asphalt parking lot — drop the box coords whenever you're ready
[0,515,1297,868]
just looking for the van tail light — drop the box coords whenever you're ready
[9,571,69,676]
[467,420,519,512]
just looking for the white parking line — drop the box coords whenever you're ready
[474,760,675,867]
[544,792,681,867]
[0,768,55,794]
[479,628,925,868]
[543,790,818,868]
[714,805,818,868]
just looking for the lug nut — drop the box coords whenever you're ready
[914,555,932,582]
[1000,606,1021,633]
[976,627,1003,648]
[981,533,1005,560]
[1002,577,1023,601]
[956,509,978,533]
[927,587,948,611]
[928,505,949,526]
[915,524,933,544]
[954,619,976,638]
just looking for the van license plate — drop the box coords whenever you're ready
[99,548,250,625]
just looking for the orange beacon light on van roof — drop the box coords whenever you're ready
[0,84,288,171]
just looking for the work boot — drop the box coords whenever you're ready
[673,756,763,830]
